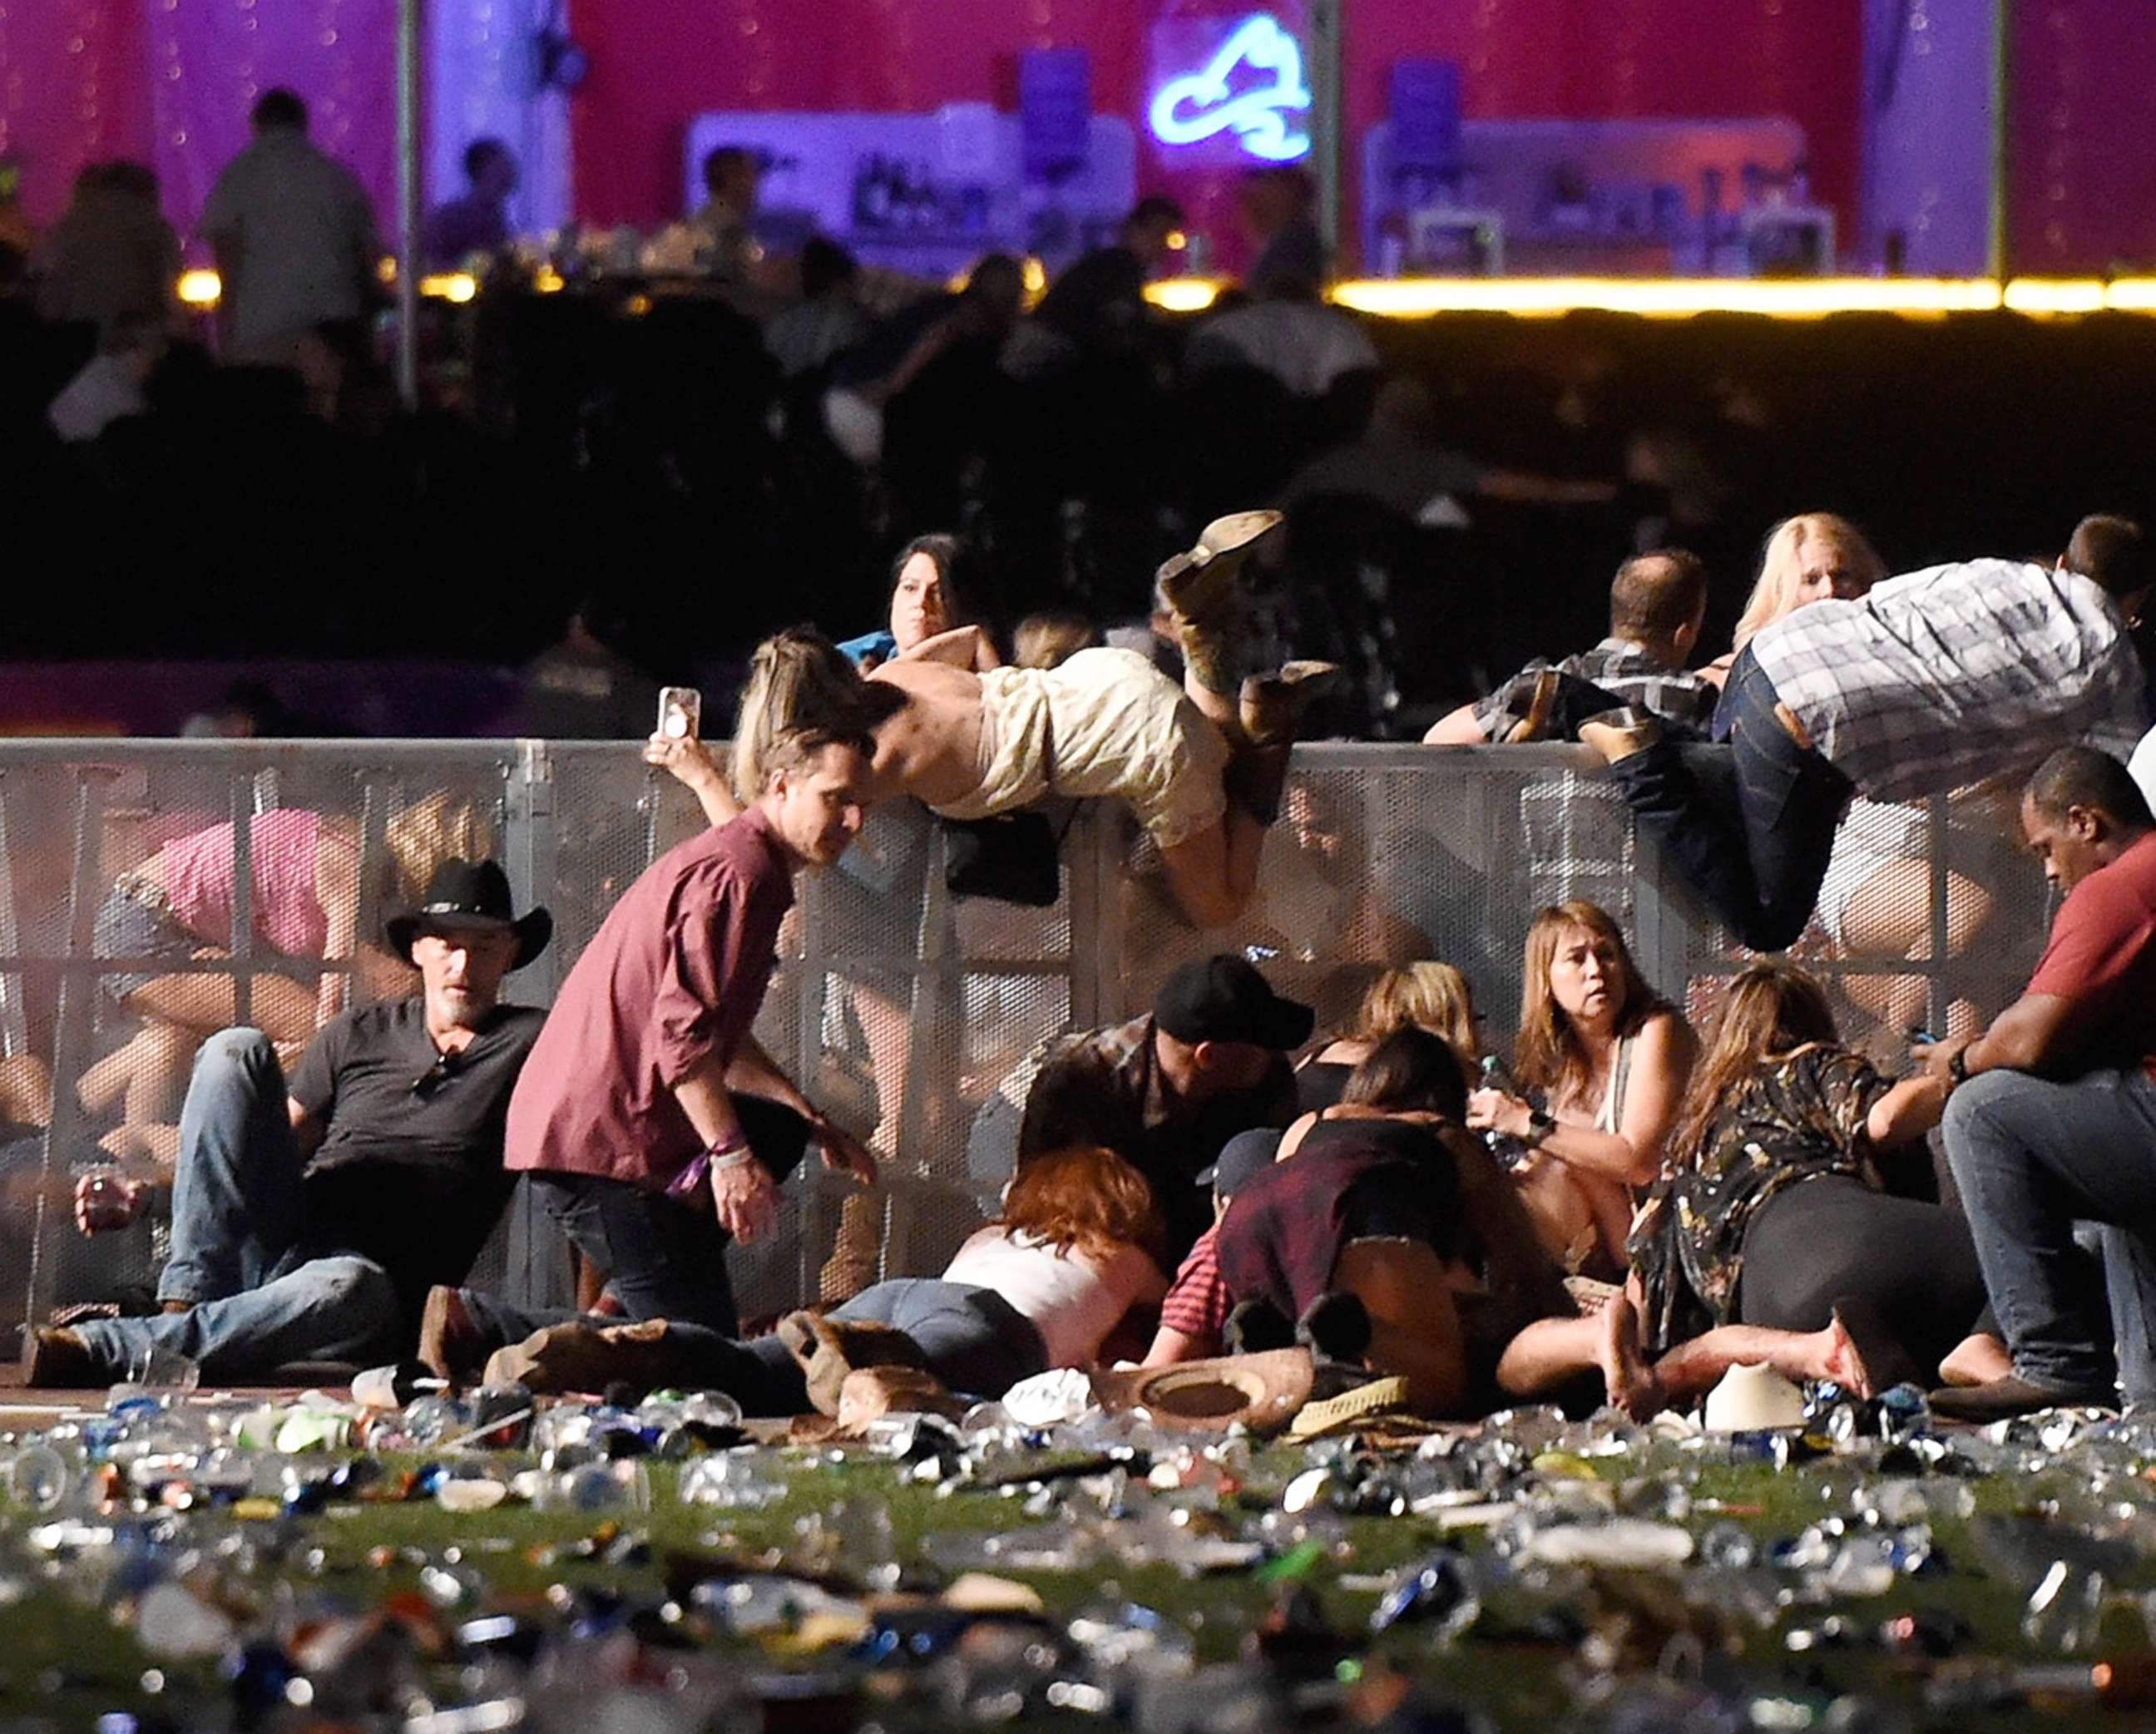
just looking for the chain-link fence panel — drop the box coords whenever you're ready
[0,738,2054,1353]
[0,743,520,1350]
[1096,745,2050,1086]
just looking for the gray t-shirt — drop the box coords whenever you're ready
[200,130,379,354]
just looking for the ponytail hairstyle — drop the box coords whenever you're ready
[730,626,904,801]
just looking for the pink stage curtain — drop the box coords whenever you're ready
[565,0,1865,270]
[2010,0,2156,274]
[0,0,152,225]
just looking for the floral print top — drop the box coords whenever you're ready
[1629,1043,1891,1355]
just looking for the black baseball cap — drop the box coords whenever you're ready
[1194,1127,1283,1197]
[1154,954,1313,1051]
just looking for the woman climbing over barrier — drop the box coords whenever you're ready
[651,511,1338,928]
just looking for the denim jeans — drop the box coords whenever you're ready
[1942,1065,2156,1401]
[72,1029,400,1381]
[594,1278,1051,1416]
[457,1094,812,1351]
[1605,646,1852,951]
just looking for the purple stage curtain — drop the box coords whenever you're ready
[146,0,397,241]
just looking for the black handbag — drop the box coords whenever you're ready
[940,810,1065,907]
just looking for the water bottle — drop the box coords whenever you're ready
[1478,1054,1534,1171]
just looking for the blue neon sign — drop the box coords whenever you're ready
[1148,14,1311,164]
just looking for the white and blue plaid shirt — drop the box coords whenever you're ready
[1749,557,2147,803]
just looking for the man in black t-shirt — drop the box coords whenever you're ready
[26,859,550,1386]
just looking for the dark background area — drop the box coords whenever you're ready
[6,294,2154,733]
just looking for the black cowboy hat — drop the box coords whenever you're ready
[385,858,552,971]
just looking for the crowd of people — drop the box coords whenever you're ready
[12,95,2156,1438]
[18,499,2156,1440]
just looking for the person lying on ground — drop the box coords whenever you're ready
[470,1144,1169,1411]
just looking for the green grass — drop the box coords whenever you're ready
[0,1430,2152,1729]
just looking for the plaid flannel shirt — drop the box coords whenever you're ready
[1749,558,2148,803]
[1156,1221,1230,1346]
[1472,638,1717,740]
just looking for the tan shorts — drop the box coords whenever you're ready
[930,648,1230,850]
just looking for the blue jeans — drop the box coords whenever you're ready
[629,1278,1051,1415]
[457,1095,813,1351]
[1943,1065,2156,1401]
[1605,646,1852,951]
[73,1029,400,1381]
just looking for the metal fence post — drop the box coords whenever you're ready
[23,772,116,1340]
[501,741,573,1312]
[0,775,25,1059]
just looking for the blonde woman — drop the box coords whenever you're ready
[1706,513,1993,1039]
[1698,512,1886,688]
[1297,961,1481,1113]
[1467,902,1695,1277]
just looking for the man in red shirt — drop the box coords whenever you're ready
[432,724,879,1372]
[1924,746,2156,1420]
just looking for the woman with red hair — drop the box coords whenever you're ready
[484,1144,1171,1410]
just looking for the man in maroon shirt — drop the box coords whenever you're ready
[433,725,879,1371]
[1924,747,2156,1419]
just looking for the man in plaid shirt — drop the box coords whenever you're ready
[1584,515,2151,952]
[1423,550,1715,745]
[1140,1127,1283,1364]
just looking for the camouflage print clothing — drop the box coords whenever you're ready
[1629,1044,1891,1355]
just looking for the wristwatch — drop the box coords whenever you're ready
[1524,1107,1557,1147]
[1947,1046,1972,1085]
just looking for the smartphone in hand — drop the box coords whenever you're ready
[657,686,703,741]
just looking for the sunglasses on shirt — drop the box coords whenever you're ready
[411,1050,466,1098]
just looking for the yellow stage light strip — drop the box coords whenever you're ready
[173,269,2156,320]
[1332,276,2006,318]
[1144,276,2156,319]
[170,268,480,309]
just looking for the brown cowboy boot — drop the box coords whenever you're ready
[1157,511,1283,694]
[835,1365,967,1430]
[1155,510,1283,623]
[776,1309,931,1416]
[1239,660,1342,747]
[482,1316,690,1396]
[817,1190,883,1304]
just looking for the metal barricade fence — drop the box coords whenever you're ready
[0,739,2050,1346]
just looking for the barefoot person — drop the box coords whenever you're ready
[653,514,1337,929]
[1496,961,1987,1416]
